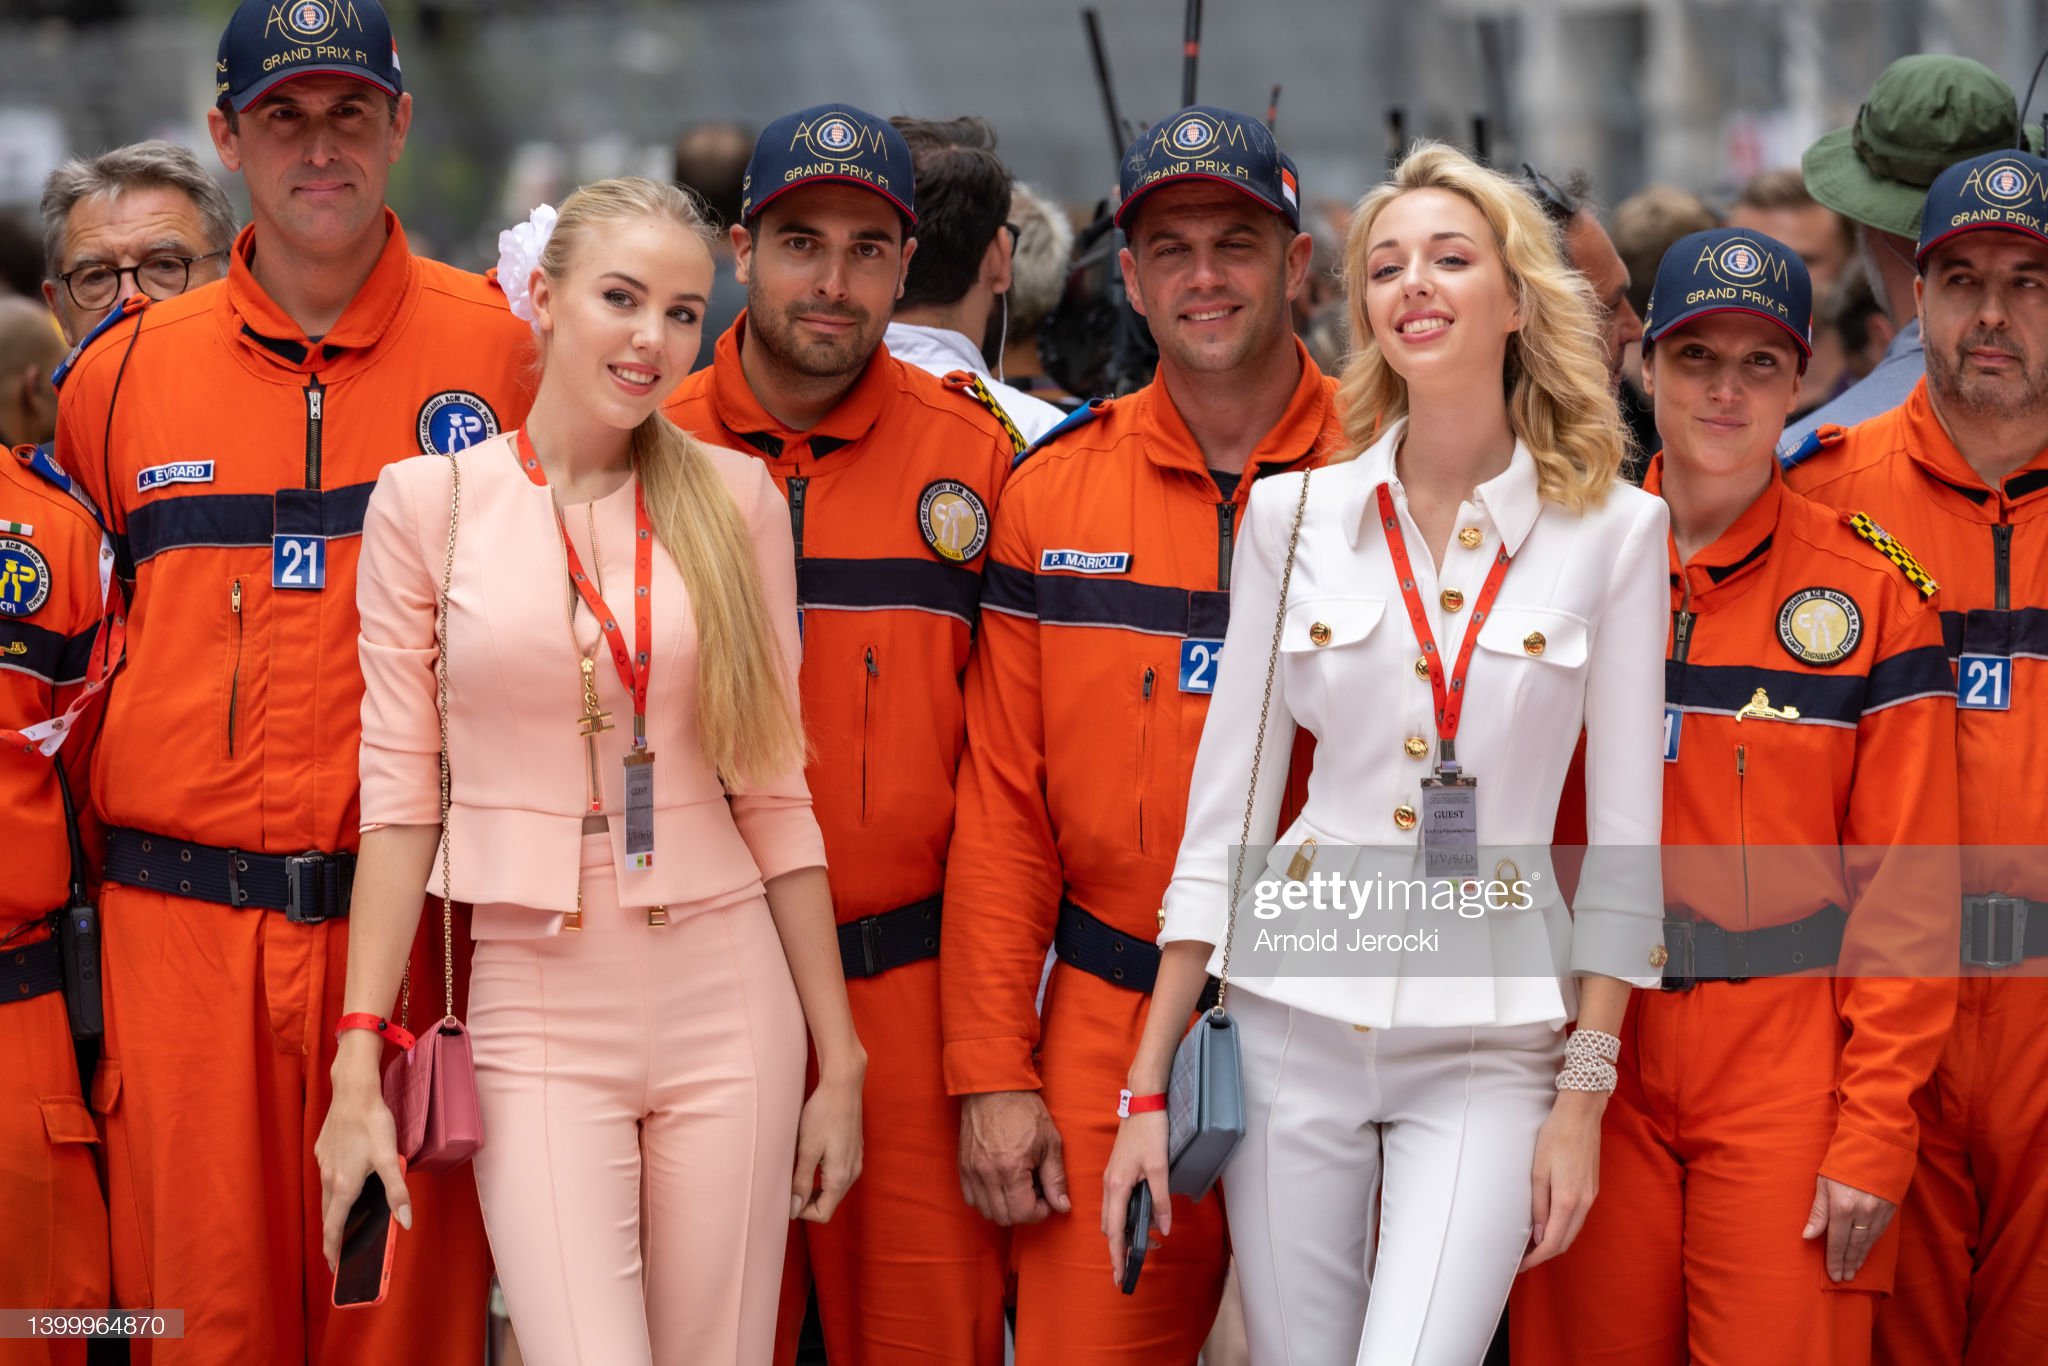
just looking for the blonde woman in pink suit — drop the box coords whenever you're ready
[313,177,865,1366]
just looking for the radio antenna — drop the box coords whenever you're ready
[1181,0,1203,107]
[1083,9,1129,163]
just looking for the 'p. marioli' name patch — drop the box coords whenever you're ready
[1040,549,1131,574]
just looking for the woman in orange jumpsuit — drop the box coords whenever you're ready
[1512,228,1960,1365]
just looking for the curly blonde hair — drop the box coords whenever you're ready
[1332,142,1626,510]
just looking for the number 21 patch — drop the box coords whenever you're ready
[1957,654,2012,711]
[1179,638,1223,693]
[272,535,326,590]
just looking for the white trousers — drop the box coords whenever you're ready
[1222,987,1563,1365]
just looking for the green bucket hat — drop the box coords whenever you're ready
[1803,55,2040,241]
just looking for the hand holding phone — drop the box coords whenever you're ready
[1119,1182,1153,1295]
[332,1168,398,1309]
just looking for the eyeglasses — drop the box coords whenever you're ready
[55,250,228,310]
[1519,162,1581,227]
[1001,221,1021,250]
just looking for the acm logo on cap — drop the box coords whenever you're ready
[1961,157,2046,208]
[266,0,360,45]
[789,112,891,163]
[1698,236,1789,290]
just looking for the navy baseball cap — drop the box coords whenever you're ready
[1915,150,2048,268]
[742,105,916,226]
[1643,228,1813,363]
[1115,106,1301,232]
[217,0,402,113]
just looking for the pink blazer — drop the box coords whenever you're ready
[357,431,825,936]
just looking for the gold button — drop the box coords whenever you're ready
[1458,527,1484,549]
[1414,655,1432,680]
[1649,944,1669,968]
[1404,735,1429,759]
[1309,621,1332,647]
[1353,1023,1372,1032]
[1157,908,1167,931]
[1440,588,1465,613]
[1393,803,1418,830]
[1523,631,1546,656]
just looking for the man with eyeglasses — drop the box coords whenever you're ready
[39,139,235,349]
[0,145,235,1363]
[884,116,1066,446]
[53,2,534,1360]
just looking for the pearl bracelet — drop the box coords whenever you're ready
[1555,1027,1622,1093]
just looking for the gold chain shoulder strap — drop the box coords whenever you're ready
[1215,469,1312,1008]
[435,450,460,1018]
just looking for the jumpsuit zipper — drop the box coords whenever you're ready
[1993,521,2012,611]
[1137,666,1155,851]
[1217,502,1236,592]
[1735,744,1751,932]
[227,579,244,756]
[303,377,325,489]
[788,476,809,568]
[860,645,877,825]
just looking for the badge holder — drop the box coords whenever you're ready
[1419,740,1479,880]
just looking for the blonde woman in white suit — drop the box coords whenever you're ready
[1103,143,1670,1365]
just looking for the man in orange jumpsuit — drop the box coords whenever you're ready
[54,4,534,1360]
[1787,149,2048,1366]
[664,105,1017,1366]
[940,107,1344,1363]
[2,437,119,1366]
[1513,228,1959,1365]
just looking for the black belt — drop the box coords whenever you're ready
[1,935,63,1004]
[104,827,355,924]
[1055,896,1221,1010]
[837,895,942,980]
[1660,904,1846,991]
[1962,894,2048,969]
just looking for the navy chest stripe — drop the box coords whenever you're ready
[1941,607,2048,659]
[1020,572,1230,639]
[798,556,982,625]
[126,482,376,565]
[0,618,99,686]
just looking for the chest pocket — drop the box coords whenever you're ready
[1475,606,1590,669]
[1281,596,1386,654]
[1281,597,1386,726]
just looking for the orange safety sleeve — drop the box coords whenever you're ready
[1825,585,1960,1204]
[941,488,1060,1094]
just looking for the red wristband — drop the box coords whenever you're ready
[1117,1089,1167,1119]
[336,1013,416,1051]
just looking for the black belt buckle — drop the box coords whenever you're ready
[284,853,349,925]
[857,915,884,977]
[1963,894,2029,970]
[1659,920,1695,992]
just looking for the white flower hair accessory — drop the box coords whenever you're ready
[496,202,559,329]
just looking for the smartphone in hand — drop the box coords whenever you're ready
[333,1169,398,1309]
[1119,1182,1153,1295]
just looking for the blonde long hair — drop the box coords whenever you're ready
[1332,142,1626,510]
[538,177,806,787]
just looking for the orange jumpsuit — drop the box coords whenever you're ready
[1512,456,1959,1365]
[1788,383,2048,1366]
[1,443,115,1366]
[941,341,1344,1364]
[56,212,533,1365]
[665,317,1016,1366]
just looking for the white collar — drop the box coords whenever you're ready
[1339,417,1545,556]
[883,322,986,374]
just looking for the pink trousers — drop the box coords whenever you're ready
[468,832,806,1365]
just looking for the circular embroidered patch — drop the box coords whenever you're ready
[0,536,51,617]
[918,480,990,563]
[1776,587,1861,665]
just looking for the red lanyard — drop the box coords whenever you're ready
[515,429,653,745]
[1374,482,1511,763]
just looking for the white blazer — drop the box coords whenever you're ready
[1158,419,1669,1029]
